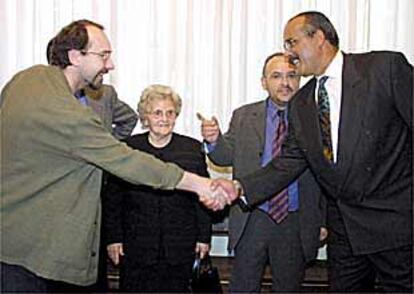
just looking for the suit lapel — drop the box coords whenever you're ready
[295,78,326,159]
[336,54,366,170]
[248,101,266,149]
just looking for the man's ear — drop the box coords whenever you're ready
[67,49,82,66]
[261,76,268,91]
[315,29,326,47]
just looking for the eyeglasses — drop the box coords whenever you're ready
[148,109,177,119]
[266,72,299,81]
[283,38,299,51]
[81,50,112,61]
[283,30,316,51]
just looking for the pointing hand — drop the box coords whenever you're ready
[197,112,220,144]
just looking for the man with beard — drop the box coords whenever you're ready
[1,19,232,293]
[48,37,138,141]
[199,53,327,292]
[47,38,138,293]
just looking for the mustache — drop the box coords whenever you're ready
[85,73,104,90]
[278,85,294,92]
[93,69,108,79]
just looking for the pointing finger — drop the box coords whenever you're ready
[196,112,206,121]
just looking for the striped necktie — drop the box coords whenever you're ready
[317,76,333,162]
[268,110,289,223]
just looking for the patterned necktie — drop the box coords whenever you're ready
[318,76,333,162]
[268,110,289,223]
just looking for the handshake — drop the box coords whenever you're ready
[192,113,245,210]
[200,178,243,211]
[177,112,244,211]
[178,173,242,211]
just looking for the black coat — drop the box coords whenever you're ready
[103,133,211,267]
[240,51,413,255]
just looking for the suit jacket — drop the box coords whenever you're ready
[0,65,184,285]
[208,100,325,262]
[240,51,413,255]
[104,133,211,267]
[84,85,137,140]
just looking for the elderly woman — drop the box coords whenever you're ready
[103,84,212,293]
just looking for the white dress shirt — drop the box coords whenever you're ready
[315,51,344,163]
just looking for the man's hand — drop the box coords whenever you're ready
[178,172,233,211]
[211,178,240,203]
[195,242,211,259]
[107,243,124,265]
[176,172,242,211]
[199,192,224,211]
[199,183,234,210]
[197,112,220,144]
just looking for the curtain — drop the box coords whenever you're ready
[1,0,413,138]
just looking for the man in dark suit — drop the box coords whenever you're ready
[214,11,413,292]
[200,53,327,292]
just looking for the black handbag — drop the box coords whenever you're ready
[190,255,222,293]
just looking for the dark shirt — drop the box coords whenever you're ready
[103,132,211,266]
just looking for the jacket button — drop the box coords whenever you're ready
[365,166,372,172]
[91,251,97,257]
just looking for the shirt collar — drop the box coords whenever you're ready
[317,50,343,82]
[267,97,287,120]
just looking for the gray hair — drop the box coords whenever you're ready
[137,84,182,128]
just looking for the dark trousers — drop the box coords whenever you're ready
[1,262,49,293]
[120,261,193,293]
[327,202,413,292]
[1,262,104,293]
[229,210,306,293]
